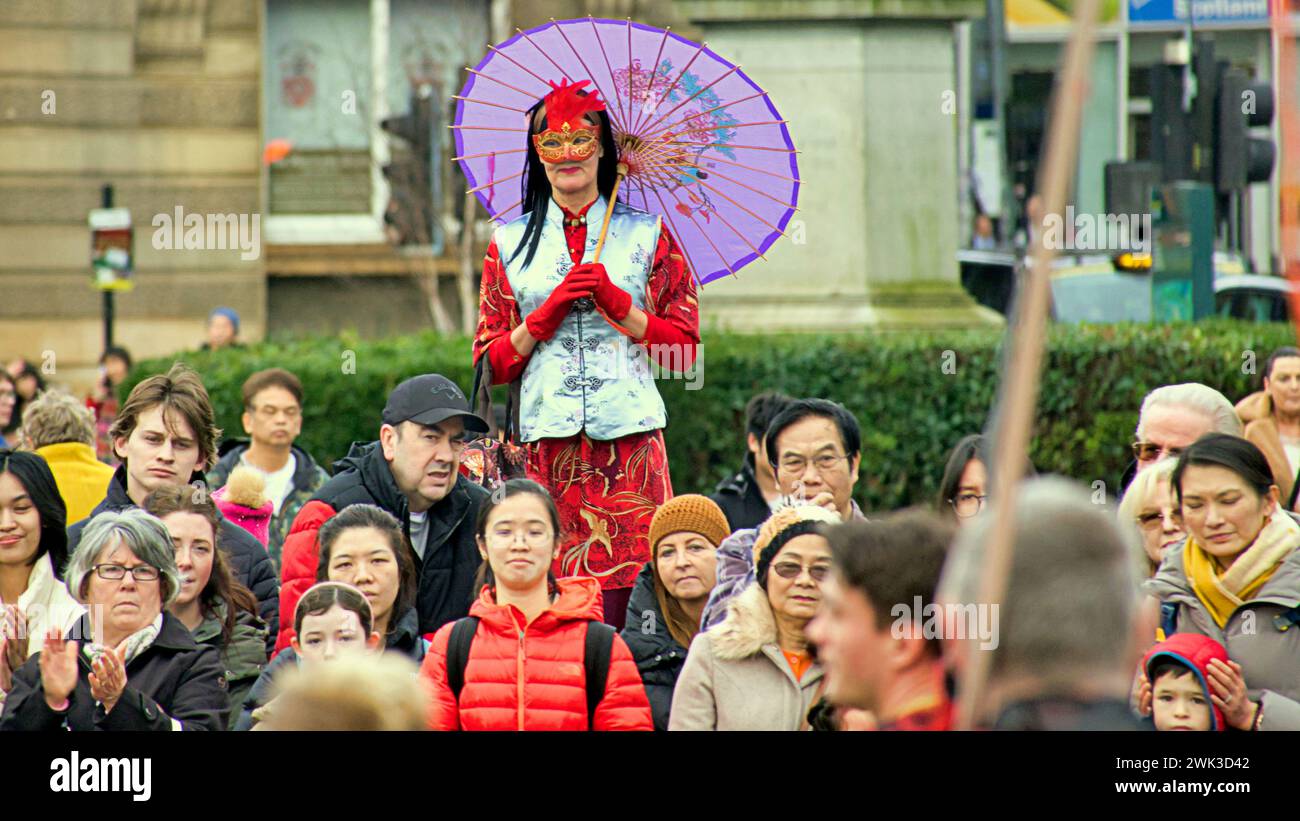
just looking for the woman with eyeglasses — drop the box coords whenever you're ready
[0,508,229,731]
[421,479,652,730]
[1117,457,1185,576]
[1142,433,1300,730]
[936,434,1037,527]
[670,505,838,730]
[937,435,989,525]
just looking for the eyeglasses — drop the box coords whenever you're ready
[949,493,988,519]
[1132,441,1184,462]
[1136,510,1181,531]
[251,405,301,420]
[777,453,850,477]
[486,529,553,547]
[770,562,830,582]
[93,563,160,582]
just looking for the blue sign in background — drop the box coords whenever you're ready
[1129,0,1270,25]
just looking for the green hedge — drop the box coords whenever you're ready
[126,321,1296,512]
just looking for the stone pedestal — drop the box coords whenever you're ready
[676,0,1000,331]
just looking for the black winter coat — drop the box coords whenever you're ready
[708,455,771,534]
[620,562,689,731]
[67,465,280,656]
[0,612,229,731]
[316,441,488,637]
[386,606,428,663]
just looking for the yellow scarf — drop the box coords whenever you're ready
[1185,511,1300,628]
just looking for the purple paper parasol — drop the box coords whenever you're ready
[452,17,800,285]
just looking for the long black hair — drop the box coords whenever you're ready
[473,478,562,593]
[0,449,68,578]
[508,94,620,270]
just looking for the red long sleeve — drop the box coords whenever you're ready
[474,239,529,385]
[638,224,701,371]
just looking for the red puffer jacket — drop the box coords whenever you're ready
[421,576,653,731]
[276,499,338,655]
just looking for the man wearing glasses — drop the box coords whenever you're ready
[700,398,867,631]
[1122,383,1242,495]
[206,368,330,570]
[276,374,490,655]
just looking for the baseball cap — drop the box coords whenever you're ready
[382,374,489,433]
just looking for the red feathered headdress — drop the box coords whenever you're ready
[542,78,606,133]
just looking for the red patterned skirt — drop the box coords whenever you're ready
[525,429,672,591]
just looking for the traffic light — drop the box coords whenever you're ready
[1104,161,1158,271]
[1189,39,1218,186]
[381,86,436,246]
[1215,68,1275,192]
[1149,62,1193,183]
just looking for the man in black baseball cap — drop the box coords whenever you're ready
[381,374,490,433]
[276,373,491,651]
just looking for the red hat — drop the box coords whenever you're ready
[1142,633,1230,731]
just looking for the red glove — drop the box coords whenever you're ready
[572,263,632,321]
[524,274,596,342]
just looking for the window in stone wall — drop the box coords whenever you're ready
[264,0,488,246]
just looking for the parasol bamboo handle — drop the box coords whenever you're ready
[592,162,629,264]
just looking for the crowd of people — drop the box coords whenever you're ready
[4,77,1300,733]
[1,346,1298,732]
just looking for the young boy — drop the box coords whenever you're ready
[1142,633,1229,732]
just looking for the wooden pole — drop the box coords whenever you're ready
[592,161,629,264]
[955,0,1104,730]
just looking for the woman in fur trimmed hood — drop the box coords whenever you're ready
[669,505,837,731]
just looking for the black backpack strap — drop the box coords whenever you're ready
[1159,602,1178,638]
[471,355,497,441]
[584,621,617,730]
[446,616,480,703]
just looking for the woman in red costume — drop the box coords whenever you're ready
[473,79,700,629]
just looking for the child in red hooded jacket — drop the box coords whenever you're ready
[1142,633,1230,731]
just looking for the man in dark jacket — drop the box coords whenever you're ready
[276,374,489,654]
[66,364,280,654]
[206,368,330,571]
[709,391,791,533]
